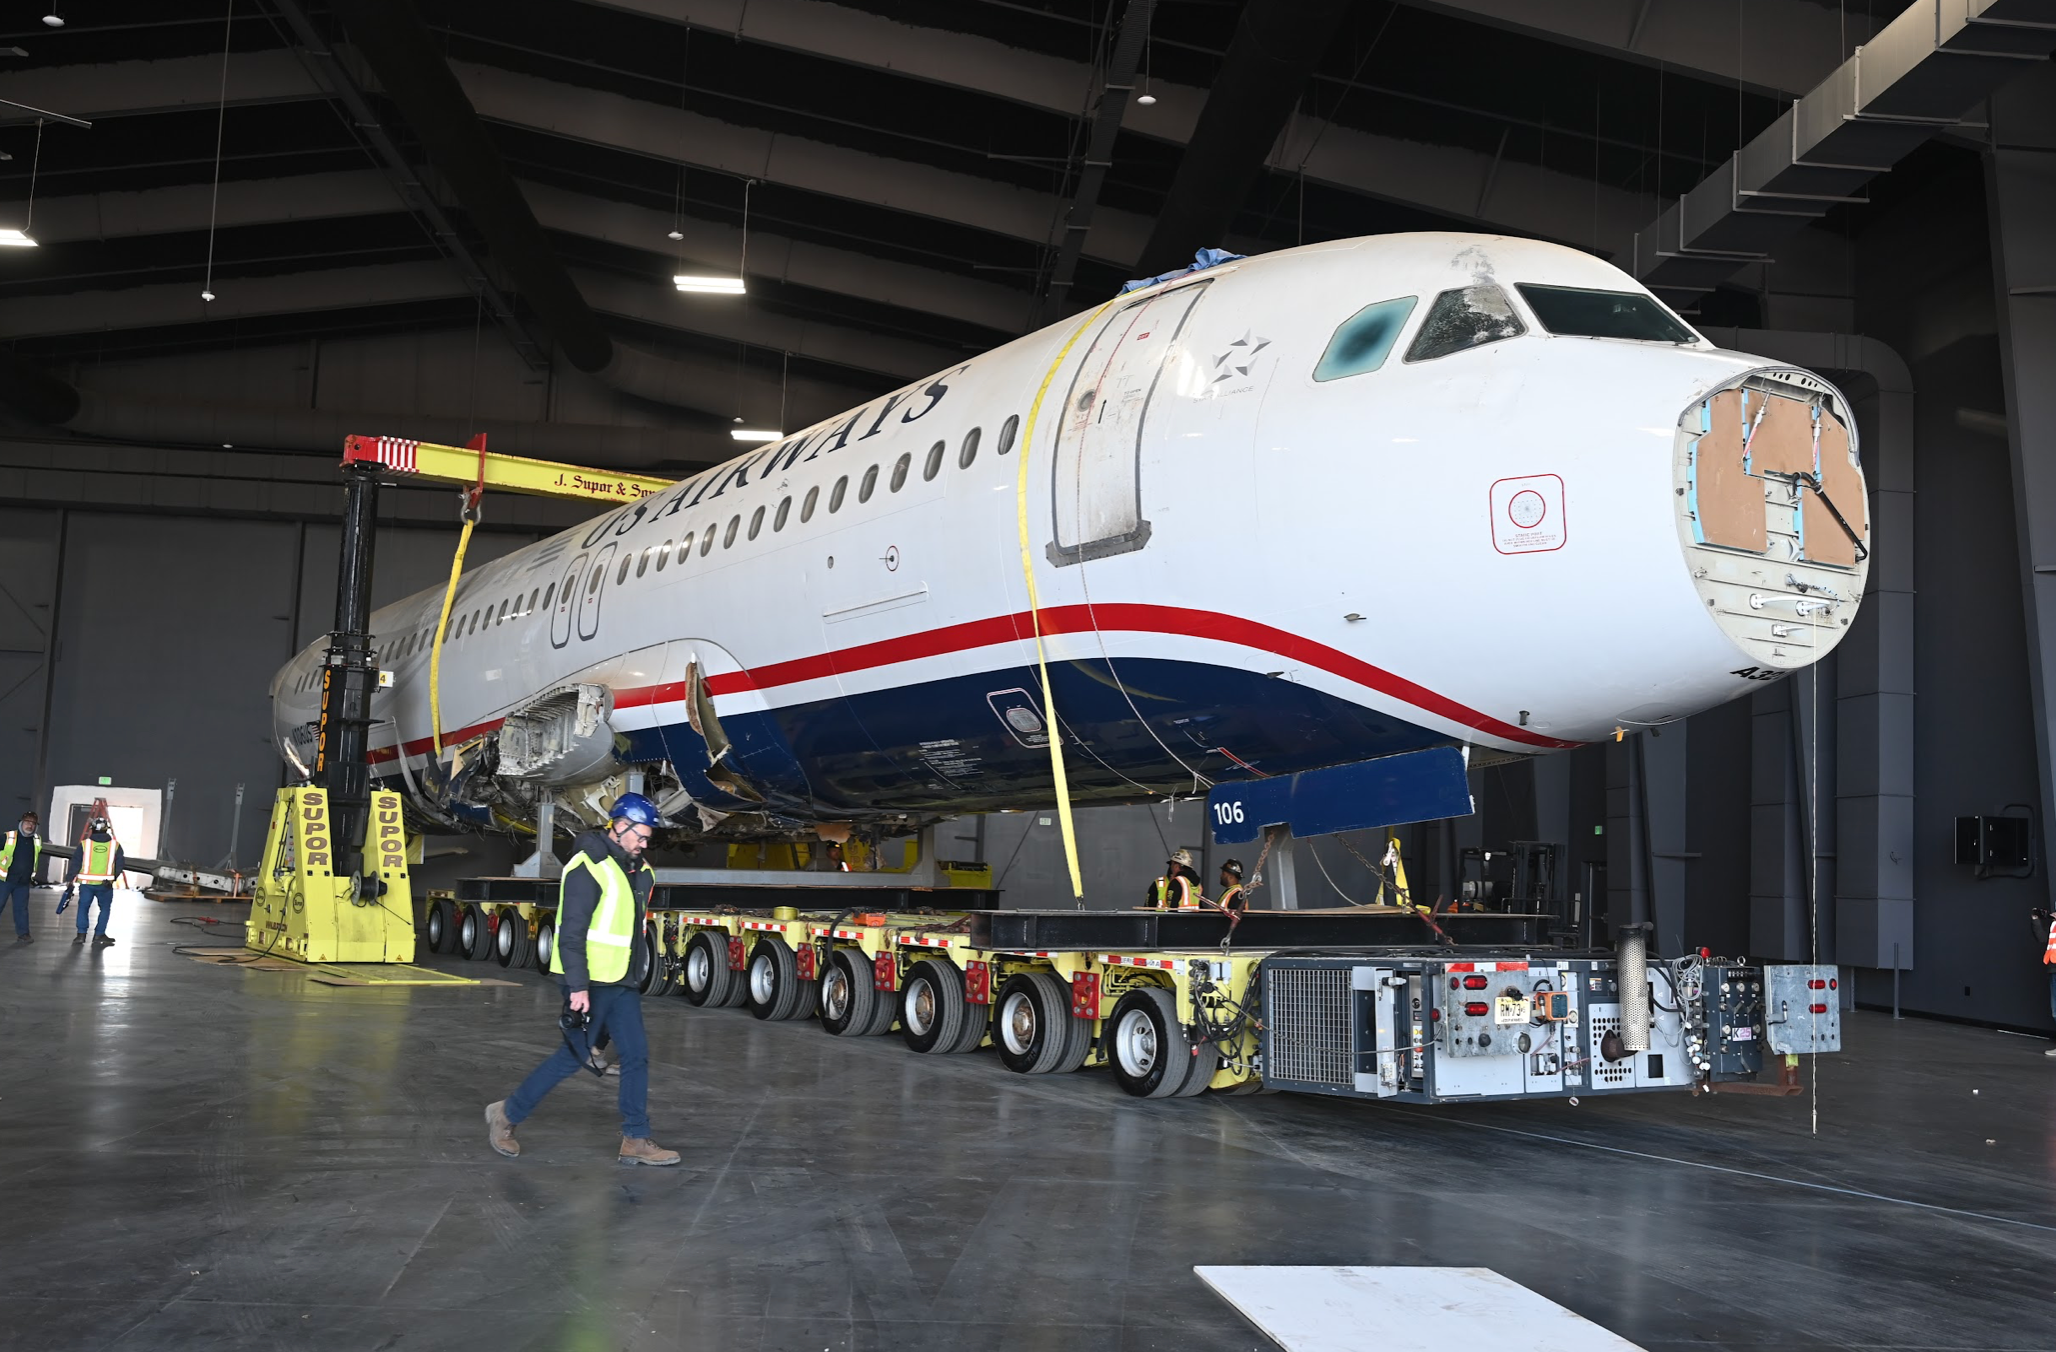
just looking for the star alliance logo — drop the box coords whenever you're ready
[1211,331,1271,384]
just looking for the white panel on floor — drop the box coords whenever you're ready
[1194,1266,1645,1352]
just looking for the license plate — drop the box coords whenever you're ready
[1494,995,1530,1025]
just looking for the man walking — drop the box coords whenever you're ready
[486,793,679,1165]
[2038,905,2056,1056]
[2,810,42,942]
[61,814,123,947]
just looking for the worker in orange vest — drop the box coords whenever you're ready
[2039,905,2056,1056]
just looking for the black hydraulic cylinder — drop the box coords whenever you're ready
[316,461,381,881]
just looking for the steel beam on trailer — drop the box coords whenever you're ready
[455,877,1003,911]
[967,907,1551,951]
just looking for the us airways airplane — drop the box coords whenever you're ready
[270,233,1870,843]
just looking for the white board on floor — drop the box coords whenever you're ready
[1195,1266,1646,1352]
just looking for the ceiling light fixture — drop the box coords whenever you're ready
[1135,9,1157,105]
[41,8,62,29]
[0,227,36,248]
[673,274,745,294]
[1,46,29,57]
[667,228,683,241]
[729,428,779,442]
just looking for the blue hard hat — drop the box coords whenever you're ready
[608,792,663,827]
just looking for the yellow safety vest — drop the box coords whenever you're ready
[77,838,120,884]
[1152,875,1194,911]
[0,831,40,874]
[1217,883,1244,914]
[549,848,646,985]
[2044,917,2056,966]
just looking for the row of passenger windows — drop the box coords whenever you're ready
[611,414,1021,582]
[1312,282,1695,383]
[289,413,1025,693]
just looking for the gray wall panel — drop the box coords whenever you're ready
[0,509,62,822]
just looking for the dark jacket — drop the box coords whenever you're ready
[64,835,124,886]
[5,829,39,885]
[556,829,653,993]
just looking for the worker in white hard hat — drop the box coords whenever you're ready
[1145,847,1202,911]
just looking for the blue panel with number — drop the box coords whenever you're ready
[1206,746,1474,844]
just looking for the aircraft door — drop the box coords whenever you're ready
[1048,280,1210,566]
[550,551,587,649]
[577,542,616,643]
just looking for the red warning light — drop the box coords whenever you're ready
[1464,1002,1490,1017]
[1463,975,1490,990]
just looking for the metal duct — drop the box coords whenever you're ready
[326,0,615,372]
[1131,0,1353,279]
[1618,924,1651,1053]
[1622,0,2056,304]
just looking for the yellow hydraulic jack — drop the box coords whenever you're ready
[247,786,415,963]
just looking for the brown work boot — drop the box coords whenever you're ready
[618,1136,680,1167]
[484,1100,520,1158]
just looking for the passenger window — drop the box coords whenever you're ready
[748,506,765,541]
[859,465,879,503]
[959,427,980,469]
[678,531,693,561]
[635,548,650,578]
[497,599,510,625]
[996,414,1019,455]
[801,485,819,523]
[617,555,632,584]
[1405,284,1524,363]
[923,441,945,481]
[655,545,668,572]
[891,452,912,492]
[1313,296,1418,381]
[700,526,715,557]
[774,496,791,531]
[724,514,740,548]
[830,476,849,513]
[588,567,603,596]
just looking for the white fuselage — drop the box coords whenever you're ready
[271,233,1868,830]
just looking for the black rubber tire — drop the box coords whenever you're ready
[950,991,991,1053]
[994,971,1079,1074]
[424,897,454,955]
[1108,986,1199,1099]
[717,943,753,1007]
[494,909,530,969]
[899,959,968,1054]
[819,947,880,1036]
[681,930,733,1007]
[857,953,898,1034]
[746,936,812,1021]
[631,920,659,994]
[533,918,555,972]
[460,904,493,962]
[1174,1039,1220,1097]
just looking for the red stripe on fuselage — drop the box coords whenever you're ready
[367,604,1576,762]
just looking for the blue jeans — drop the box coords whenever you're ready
[1,882,30,936]
[75,882,113,936]
[504,984,651,1139]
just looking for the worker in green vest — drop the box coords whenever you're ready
[3,810,42,943]
[486,793,680,1166]
[1145,848,1201,910]
[61,815,124,947]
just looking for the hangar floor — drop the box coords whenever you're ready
[0,891,2051,1351]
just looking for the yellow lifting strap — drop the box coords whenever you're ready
[1014,296,1117,901]
[341,433,678,761]
[1373,835,1412,909]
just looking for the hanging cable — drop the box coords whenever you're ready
[21,118,43,237]
[429,440,488,759]
[201,0,234,303]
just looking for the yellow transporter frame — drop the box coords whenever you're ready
[462,899,1268,1095]
[247,787,416,963]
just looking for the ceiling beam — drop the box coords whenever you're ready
[0,49,323,125]
[1398,0,1880,101]
[21,169,400,243]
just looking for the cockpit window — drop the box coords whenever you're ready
[1313,296,1418,382]
[1515,283,1698,344]
[1404,284,1525,363]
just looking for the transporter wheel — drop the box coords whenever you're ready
[424,898,454,955]
[1219,1077,1279,1096]
[460,905,494,962]
[494,909,531,969]
[994,971,1082,1075]
[900,959,970,1054]
[950,988,991,1054]
[717,947,753,1009]
[533,918,555,973]
[1108,986,1210,1099]
[630,920,659,994]
[681,931,733,1007]
[819,947,881,1036]
[746,936,813,1021]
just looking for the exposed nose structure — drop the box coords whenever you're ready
[1674,367,1871,671]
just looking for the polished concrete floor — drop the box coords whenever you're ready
[2,890,2054,1351]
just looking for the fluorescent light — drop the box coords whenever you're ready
[730,428,780,441]
[673,274,746,295]
[0,228,36,248]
